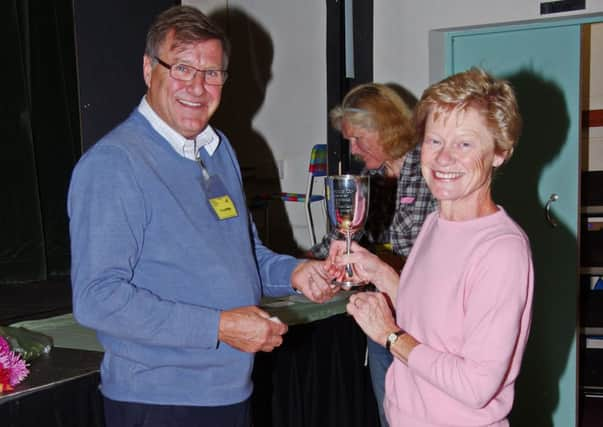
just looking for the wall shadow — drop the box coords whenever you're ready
[209,8,300,256]
[495,70,575,426]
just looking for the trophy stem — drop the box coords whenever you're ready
[345,231,353,277]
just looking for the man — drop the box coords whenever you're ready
[68,6,336,427]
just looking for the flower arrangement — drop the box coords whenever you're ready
[0,335,29,392]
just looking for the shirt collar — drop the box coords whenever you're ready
[138,96,220,160]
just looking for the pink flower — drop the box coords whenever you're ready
[0,336,30,391]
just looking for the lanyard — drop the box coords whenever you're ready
[195,151,211,184]
[195,149,239,220]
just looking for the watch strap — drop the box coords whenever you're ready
[386,329,404,351]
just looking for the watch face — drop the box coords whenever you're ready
[386,330,403,350]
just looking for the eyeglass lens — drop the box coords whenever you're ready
[171,64,227,85]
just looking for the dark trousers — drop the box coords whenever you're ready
[103,397,251,427]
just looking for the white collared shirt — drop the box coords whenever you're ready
[138,96,220,161]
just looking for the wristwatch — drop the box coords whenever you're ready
[386,330,405,351]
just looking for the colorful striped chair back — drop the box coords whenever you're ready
[308,144,328,177]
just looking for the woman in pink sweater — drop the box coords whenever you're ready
[328,68,533,426]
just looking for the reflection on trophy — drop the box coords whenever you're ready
[325,175,370,289]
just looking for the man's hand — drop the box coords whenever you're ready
[291,260,339,303]
[218,306,287,353]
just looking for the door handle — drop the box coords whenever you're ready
[545,193,559,228]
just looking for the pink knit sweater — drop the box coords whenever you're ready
[385,208,534,427]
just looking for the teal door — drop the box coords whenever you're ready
[445,22,584,426]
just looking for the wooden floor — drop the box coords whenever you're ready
[0,276,72,325]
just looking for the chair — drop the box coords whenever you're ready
[251,144,328,246]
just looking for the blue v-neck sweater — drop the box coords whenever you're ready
[68,110,299,406]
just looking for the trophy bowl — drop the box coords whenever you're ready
[325,174,370,289]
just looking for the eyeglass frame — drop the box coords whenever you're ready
[153,56,228,85]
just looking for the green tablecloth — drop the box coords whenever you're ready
[11,314,102,353]
[259,292,351,325]
[10,292,353,353]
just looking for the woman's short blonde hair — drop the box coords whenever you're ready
[414,67,522,164]
[330,83,415,160]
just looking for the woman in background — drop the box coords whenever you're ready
[330,68,533,426]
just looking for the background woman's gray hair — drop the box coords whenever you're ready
[329,83,415,160]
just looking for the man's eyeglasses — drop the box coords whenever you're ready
[154,57,228,85]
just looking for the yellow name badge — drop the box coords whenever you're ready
[209,195,238,220]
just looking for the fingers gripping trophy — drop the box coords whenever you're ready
[325,175,370,289]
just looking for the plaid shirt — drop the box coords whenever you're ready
[389,143,437,256]
[311,144,436,258]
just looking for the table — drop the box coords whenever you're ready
[0,348,104,427]
[2,293,379,427]
[253,313,379,427]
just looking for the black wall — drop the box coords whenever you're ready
[326,0,373,175]
[73,0,178,152]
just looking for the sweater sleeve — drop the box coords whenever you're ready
[407,235,533,408]
[251,223,301,297]
[68,145,220,349]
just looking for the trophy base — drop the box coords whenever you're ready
[331,279,366,291]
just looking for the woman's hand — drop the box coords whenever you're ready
[325,240,380,282]
[346,291,398,346]
[326,240,400,298]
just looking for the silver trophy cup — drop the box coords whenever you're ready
[325,174,370,289]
